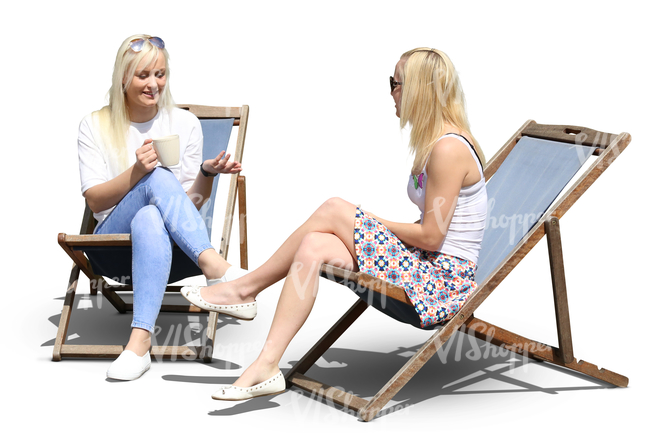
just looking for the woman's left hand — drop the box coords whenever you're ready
[202,151,243,175]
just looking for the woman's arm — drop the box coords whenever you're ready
[84,140,158,214]
[186,151,242,210]
[375,138,470,252]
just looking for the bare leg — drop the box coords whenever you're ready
[200,197,359,305]
[233,231,357,387]
[197,248,231,280]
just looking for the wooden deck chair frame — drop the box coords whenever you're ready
[286,121,631,421]
[53,104,250,362]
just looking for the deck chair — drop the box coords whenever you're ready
[286,121,631,421]
[53,104,250,362]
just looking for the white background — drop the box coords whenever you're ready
[1,0,647,431]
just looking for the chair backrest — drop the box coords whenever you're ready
[475,136,595,284]
[179,104,249,260]
[197,118,234,239]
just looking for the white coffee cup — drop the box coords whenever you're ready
[152,135,180,166]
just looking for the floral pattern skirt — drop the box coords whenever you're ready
[353,208,478,328]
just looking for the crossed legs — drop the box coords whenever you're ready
[94,168,232,357]
[199,197,359,387]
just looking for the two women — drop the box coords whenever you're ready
[181,47,488,400]
[78,34,244,380]
[79,36,486,397]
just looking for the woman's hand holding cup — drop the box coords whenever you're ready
[134,139,158,175]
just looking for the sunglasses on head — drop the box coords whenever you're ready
[389,76,402,92]
[128,36,165,53]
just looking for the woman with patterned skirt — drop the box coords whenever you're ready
[182,47,488,401]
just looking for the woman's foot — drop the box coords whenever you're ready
[212,361,284,401]
[233,359,281,388]
[106,350,151,381]
[181,280,257,320]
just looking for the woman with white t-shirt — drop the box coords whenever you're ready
[77,34,243,380]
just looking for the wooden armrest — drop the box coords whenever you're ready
[58,233,132,247]
[320,264,411,305]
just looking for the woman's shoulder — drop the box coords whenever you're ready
[79,107,108,133]
[430,135,472,161]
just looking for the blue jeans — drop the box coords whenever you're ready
[93,167,213,333]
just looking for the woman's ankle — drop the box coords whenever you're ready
[125,328,151,356]
[198,249,230,280]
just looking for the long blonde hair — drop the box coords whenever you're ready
[94,34,175,171]
[399,48,485,174]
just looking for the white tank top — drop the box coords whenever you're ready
[406,133,487,264]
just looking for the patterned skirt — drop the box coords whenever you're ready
[353,207,478,328]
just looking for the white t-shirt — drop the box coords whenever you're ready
[78,107,203,223]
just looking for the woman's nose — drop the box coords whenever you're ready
[147,74,158,91]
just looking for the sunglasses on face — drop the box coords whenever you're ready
[390,76,402,92]
[128,36,165,52]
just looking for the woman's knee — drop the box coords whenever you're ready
[295,232,328,263]
[147,167,180,191]
[315,197,355,220]
[294,232,352,268]
[131,205,165,234]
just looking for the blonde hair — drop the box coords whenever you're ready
[399,48,485,174]
[94,34,175,171]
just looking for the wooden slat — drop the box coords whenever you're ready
[62,233,131,246]
[522,123,616,148]
[59,345,203,360]
[177,104,242,123]
[119,303,207,314]
[545,217,574,364]
[464,316,628,387]
[219,105,249,260]
[290,373,370,412]
[203,312,219,362]
[237,176,249,270]
[52,263,80,361]
[319,264,410,304]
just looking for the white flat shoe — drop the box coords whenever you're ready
[106,350,151,381]
[212,372,285,401]
[181,286,257,320]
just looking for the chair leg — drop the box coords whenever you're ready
[201,312,218,363]
[53,263,80,361]
[237,175,248,270]
[359,317,467,421]
[288,306,467,422]
[545,217,574,363]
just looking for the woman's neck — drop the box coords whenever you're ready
[127,105,158,123]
